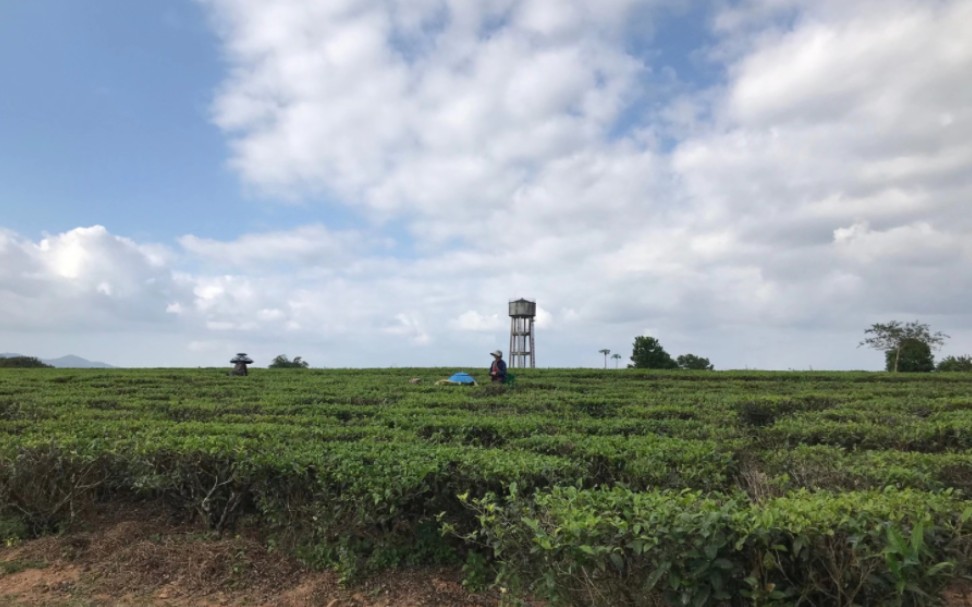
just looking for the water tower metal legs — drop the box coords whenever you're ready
[509,316,535,368]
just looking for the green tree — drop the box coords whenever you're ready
[629,336,677,369]
[859,320,948,372]
[676,354,714,371]
[885,338,934,372]
[611,353,622,369]
[0,356,52,368]
[937,355,972,372]
[598,348,611,369]
[269,354,310,369]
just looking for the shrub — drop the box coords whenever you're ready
[0,445,107,535]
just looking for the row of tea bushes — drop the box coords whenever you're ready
[464,485,972,606]
[4,367,972,601]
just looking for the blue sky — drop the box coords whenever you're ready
[1,2,231,238]
[1,0,970,369]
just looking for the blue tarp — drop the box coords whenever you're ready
[447,372,476,384]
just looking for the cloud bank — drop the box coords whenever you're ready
[2,0,970,368]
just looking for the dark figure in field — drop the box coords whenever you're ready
[229,353,253,376]
[489,350,507,383]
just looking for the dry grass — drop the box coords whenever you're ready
[0,502,500,607]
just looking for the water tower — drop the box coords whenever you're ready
[508,298,536,368]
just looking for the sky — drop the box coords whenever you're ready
[1,0,970,370]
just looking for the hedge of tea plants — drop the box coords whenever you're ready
[1,367,971,605]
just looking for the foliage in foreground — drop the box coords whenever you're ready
[462,486,971,607]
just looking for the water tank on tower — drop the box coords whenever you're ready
[508,298,536,368]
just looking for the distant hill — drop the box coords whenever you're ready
[0,353,115,369]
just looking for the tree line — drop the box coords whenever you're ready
[629,336,714,370]
[268,355,310,369]
[600,337,714,370]
[617,320,971,372]
[0,356,52,368]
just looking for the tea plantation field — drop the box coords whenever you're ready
[2,368,971,605]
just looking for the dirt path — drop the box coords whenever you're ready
[0,504,500,607]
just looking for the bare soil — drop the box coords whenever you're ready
[0,503,501,607]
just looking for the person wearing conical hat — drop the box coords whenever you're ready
[229,353,253,376]
[489,350,507,383]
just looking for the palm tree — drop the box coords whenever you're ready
[612,353,622,369]
[599,348,611,369]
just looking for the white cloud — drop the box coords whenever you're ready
[534,305,555,329]
[3,0,971,369]
[834,221,968,265]
[178,224,378,268]
[384,312,431,345]
[666,0,972,334]
[204,0,654,228]
[451,310,504,332]
[0,226,184,330]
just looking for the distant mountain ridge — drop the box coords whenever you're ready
[0,353,115,368]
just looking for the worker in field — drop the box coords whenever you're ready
[230,353,253,376]
[489,350,507,383]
